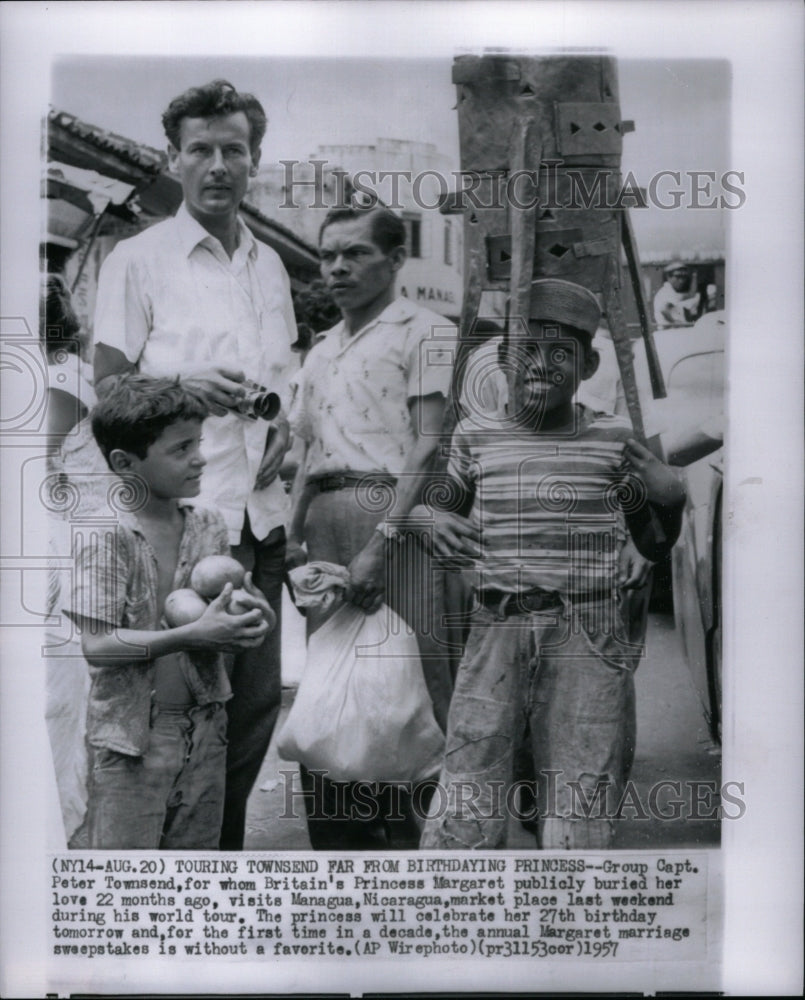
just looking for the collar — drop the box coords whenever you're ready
[116,497,195,536]
[324,296,420,343]
[174,202,257,261]
[366,296,420,327]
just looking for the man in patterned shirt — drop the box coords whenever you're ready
[420,279,686,850]
[288,205,458,849]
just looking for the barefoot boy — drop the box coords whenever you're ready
[421,279,686,850]
[69,374,271,849]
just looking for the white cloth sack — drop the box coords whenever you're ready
[277,600,444,783]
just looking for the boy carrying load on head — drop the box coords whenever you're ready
[420,279,686,850]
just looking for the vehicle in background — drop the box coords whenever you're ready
[635,311,725,743]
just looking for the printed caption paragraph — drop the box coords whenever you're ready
[50,852,708,962]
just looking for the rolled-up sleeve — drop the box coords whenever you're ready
[68,526,128,628]
[93,247,151,364]
[446,425,476,493]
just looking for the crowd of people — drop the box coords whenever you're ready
[44,79,686,853]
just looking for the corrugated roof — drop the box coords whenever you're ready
[47,107,320,269]
[48,108,167,174]
[641,249,725,265]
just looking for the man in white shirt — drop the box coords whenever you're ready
[653,261,701,327]
[288,205,458,848]
[93,80,297,850]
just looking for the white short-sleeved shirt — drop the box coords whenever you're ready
[289,298,457,476]
[93,203,298,544]
[653,281,701,327]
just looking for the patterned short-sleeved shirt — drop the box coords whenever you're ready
[68,501,232,756]
[289,298,457,476]
[448,406,633,595]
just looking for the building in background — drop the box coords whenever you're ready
[250,138,463,322]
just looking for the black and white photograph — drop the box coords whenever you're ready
[1,1,802,997]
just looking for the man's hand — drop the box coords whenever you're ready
[623,438,687,509]
[255,418,292,490]
[409,504,480,558]
[345,534,386,614]
[284,539,308,573]
[182,366,247,416]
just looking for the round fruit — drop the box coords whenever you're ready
[164,588,209,627]
[190,555,245,599]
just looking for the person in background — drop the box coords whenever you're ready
[41,271,98,847]
[41,273,96,450]
[92,80,297,850]
[653,261,701,327]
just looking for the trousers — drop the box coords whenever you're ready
[420,595,640,850]
[86,703,227,850]
[221,519,286,850]
[298,486,453,849]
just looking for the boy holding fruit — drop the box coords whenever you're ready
[69,374,273,849]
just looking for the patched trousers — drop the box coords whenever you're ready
[87,702,228,850]
[420,595,640,850]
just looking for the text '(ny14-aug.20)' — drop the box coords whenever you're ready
[49,852,712,963]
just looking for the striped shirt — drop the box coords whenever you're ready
[447,406,633,595]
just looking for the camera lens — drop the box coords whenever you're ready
[251,391,280,420]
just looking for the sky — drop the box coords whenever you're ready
[51,55,730,256]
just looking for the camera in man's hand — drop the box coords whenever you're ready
[235,380,280,420]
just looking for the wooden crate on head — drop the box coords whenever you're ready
[445,53,665,442]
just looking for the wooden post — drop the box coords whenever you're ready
[450,53,665,439]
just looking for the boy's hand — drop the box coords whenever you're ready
[234,572,275,626]
[408,504,480,558]
[618,539,654,591]
[623,438,687,509]
[191,583,269,650]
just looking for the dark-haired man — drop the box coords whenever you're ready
[93,80,297,850]
[288,205,459,849]
[653,261,701,327]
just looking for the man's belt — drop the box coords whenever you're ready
[308,472,397,493]
[477,588,564,617]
